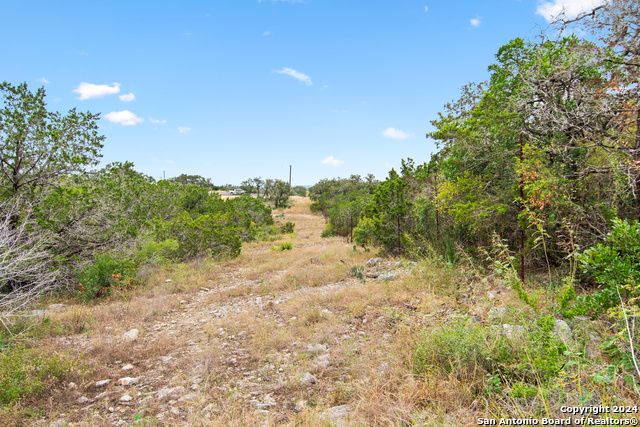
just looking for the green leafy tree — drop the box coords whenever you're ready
[0,82,104,203]
[168,174,217,190]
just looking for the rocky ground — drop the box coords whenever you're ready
[29,198,451,426]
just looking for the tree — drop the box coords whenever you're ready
[0,82,104,203]
[270,179,291,208]
[168,174,217,190]
[252,177,264,197]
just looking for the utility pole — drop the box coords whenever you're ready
[289,165,292,187]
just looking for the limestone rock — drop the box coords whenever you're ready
[299,372,317,386]
[122,329,139,342]
[365,258,381,267]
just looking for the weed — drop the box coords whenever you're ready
[0,345,74,404]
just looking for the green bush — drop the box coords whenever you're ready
[272,241,293,251]
[155,211,241,261]
[76,253,136,300]
[0,345,73,404]
[413,316,569,394]
[320,223,336,238]
[279,221,295,234]
[279,241,293,251]
[135,237,179,266]
[574,218,640,315]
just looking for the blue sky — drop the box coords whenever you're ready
[2,0,601,186]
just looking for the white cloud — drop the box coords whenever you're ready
[263,30,272,36]
[165,160,176,164]
[276,68,313,86]
[424,5,429,12]
[103,110,144,126]
[150,118,166,124]
[321,156,344,167]
[119,93,135,102]
[536,0,605,22]
[382,127,415,141]
[37,77,49,84]
[178,126,191,133]
[73,82,121,100]
[470,17,481,27]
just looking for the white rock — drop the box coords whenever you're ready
[95,379,111,387]
[299,372,317,386]
[306,344,328,354]
[77,396,90,404]
[178,393,199,402]
[122,329,139,342]
[156,386,185,400]
[365,258,381,267]
[170,407,180,415]
[488,307,506,321]
[294,400,307,412]
[117,377,139,386]
[121,364,134,371]
[119,394,133,402]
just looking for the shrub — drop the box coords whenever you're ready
[0,345,73,404]
[413,316,569,394]
[320,223,336,238]
[576,218,640,314]
[76,253,136,300]
[155,211,241,261]
[134,237,179,266]
[271,241,293,251]
[279,221,295,234]
[279,241,293,251]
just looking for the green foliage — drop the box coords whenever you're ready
[0,345,73,404]
[279,241,293,251]
[292,185,307,197]
[309,175,376,238]
[320,223,336,238]
[76,253,136,300]
[413,316,569,394]
[350,265,365,282]
[279,221,295,234]
[576,219,640,314]
[134,237,179,266]
[168,174,218,190]
[268,179,291,208]
[155,211,241,261]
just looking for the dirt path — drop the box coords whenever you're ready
[34,197,446,426]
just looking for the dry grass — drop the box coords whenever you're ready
[4,196,636,426]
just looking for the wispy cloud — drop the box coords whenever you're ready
[119,93,135,102]
[37,77,49,84]
[150,118,166,124]
[276,68,313,86]
[424,5,429,12]
[178,126,191,134]
[73,82,120,100]
[536,0,605,22]
[103,110,143,126]
[263,30,272,36]
[470,17,482,27]
[382,127,415,141]
[321,156,344,167]
[165,160,176,165]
